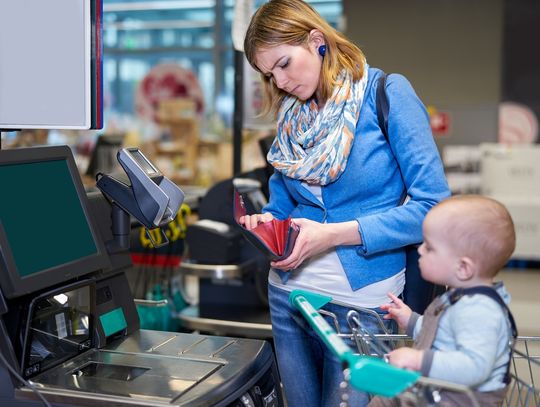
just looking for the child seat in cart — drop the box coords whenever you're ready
[289,289,540,407]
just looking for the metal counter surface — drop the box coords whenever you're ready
[19,330,274,406]
[176,305,273,339]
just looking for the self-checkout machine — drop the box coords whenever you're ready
[0,145,282,407]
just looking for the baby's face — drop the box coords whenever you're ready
[417,211,460,287]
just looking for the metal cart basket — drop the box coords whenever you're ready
[289,289,540,407]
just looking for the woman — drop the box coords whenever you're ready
[241,1,450,405]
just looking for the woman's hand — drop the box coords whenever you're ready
[271,218,331,270]
[238,213,274,230]
[270,218,361,271]
[380,292,412,330]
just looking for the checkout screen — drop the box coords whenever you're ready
[0,159,97,277]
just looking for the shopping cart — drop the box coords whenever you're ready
[507,337,540,406]
[289,289,540,407]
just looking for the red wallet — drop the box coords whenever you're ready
[233,189,299,261]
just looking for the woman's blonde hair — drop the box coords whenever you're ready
[244,0,365,117]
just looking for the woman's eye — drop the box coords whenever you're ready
[279,60,289,69]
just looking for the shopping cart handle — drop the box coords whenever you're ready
[344,353,420,398]
[289,289,332,310]
[289,289,420,398]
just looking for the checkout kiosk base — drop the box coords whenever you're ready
[0,146,282,407]
[9,329,280,407]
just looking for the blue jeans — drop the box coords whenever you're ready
[269,284,396,407]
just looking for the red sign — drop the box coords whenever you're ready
[430,111,451,136]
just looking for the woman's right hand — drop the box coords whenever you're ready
[238,213,274,230]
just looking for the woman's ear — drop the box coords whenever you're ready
[309,29,325,49]
[456,256,475,281]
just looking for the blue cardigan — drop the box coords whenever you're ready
[263,67,450,291]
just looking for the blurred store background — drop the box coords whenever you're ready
[0,0,539,338]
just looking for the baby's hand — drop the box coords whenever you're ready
[380,292,412,330]
[387,347,423,371]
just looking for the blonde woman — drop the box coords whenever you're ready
[241,1,450,405]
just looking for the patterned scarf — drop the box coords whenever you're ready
[267,65,369,185]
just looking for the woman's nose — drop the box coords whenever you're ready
[273,72,288,90]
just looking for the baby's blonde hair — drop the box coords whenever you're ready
[430,195,516,277]
[243,0,365,117]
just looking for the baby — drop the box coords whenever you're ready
[370,195,517,406]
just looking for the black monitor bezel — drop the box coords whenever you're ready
[0,145,110,299]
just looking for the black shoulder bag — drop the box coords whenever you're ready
[376,73,446,313]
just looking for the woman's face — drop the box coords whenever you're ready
[255,43,323,101]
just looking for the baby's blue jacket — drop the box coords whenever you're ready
[264,67,450,290]
[409,283,513,390]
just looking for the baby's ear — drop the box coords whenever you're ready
[456,257,475,281]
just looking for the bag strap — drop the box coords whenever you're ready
[449,286,517,338]
[376,73,411,209]
[376,73,390,142]
[449,285,518,384]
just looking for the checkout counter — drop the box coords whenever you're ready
[0,145,283,407]
[175,260,272,339]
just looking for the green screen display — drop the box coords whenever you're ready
[0,159,97,277]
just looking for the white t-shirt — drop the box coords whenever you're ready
[269,183,405,309]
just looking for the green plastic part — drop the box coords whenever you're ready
[99,307,127,337]
[289,290,420,398]
[344,353,420,398]
[289,289,332,310]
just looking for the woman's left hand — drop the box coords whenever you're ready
[270,218,335,271]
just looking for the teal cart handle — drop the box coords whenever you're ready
[289,289,420,398]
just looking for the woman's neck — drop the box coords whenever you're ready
[315,85,325,110]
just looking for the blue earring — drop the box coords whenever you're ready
[318,45,326,57]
